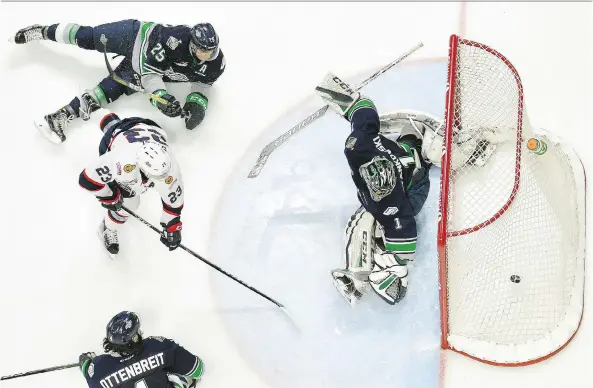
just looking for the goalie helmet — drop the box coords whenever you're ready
[103,311,143,356]
[137,143,172,179]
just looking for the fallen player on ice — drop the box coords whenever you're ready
[10,20,225,143]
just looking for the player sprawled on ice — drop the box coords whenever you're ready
[79,112,184,259]
[315,74,440,305]
[10,20,225,143]
[79,311,204,388]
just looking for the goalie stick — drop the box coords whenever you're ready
[247,41,424,178]
[99,35,168,105]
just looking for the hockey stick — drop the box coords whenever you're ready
[99,35,168,105]
[1,362,78,381]
[121,206,286,310]
[247,41,424,178]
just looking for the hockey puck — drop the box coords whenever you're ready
[510,275,521,283]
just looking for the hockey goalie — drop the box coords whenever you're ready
[315,74,443,305]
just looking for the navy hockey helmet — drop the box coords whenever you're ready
[190,23,219,61]
[103,311,143,355]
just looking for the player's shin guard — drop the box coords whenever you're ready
[331,207,375,305]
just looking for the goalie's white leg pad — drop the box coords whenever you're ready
[315,72,360,117]
[331,207,377,304]
[343,207,375,281]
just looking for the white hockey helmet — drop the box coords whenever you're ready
[136,142,172,179]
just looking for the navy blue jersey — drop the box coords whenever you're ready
[344,101,418,221]
[82,337,202,388]
[138,22,225,86]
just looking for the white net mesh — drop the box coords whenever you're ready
[439,36,586,365]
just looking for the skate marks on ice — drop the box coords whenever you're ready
[208,62,447,388]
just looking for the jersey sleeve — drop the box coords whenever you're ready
[78,154,121,207]
[153,158,184,227]
[166,342,204,379]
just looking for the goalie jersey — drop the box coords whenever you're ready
[78,115,184,228]
[344,99,419,222]
[81,337,203,388]
[132,22,226,92]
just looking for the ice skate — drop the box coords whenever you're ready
[10,24,46,44]
[331,269,366,306]
[34,106,75,144]
[78,91,101,121]
[97,220,119,260]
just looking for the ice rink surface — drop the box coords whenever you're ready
[0,2,590,388]
[209,62,446,388]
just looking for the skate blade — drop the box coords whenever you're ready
[33,117,63,144]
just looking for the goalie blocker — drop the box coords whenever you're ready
[316,73,438,306]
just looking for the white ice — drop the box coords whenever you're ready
[0,3,590,388]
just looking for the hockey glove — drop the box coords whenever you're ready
[182,92,208,130]
[151,90,182,118]
[160,221,182,251]
[98,186,124,212]
[79,352,96,376]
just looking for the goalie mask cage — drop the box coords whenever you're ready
[437,34,586,365]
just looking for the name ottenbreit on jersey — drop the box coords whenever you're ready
[95,352,165,388]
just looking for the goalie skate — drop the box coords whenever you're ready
[331,269,368,306]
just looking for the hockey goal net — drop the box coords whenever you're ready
[438,34,586,365]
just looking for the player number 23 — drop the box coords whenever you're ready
[168,185,183,204]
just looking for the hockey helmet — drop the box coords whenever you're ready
[137,143,172,179]
[103,311,143,355]
[190,23,219,61]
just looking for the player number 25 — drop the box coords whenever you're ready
[150,43,165,62]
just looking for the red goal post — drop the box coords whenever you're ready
[437,34,586,366]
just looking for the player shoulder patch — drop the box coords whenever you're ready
[345,136,357,150]
[124,164,136,173]
[165,176,174,185]
[166,36,181,50]
[88,362,95,378]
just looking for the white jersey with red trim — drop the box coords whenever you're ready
[79,117,184,227]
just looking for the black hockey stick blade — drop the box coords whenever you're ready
[1,362,79,381]
[98,35,168,105]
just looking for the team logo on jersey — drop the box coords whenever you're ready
[88,363,95,378]
[165,176,174,185]
[124,164,136,173]
[166,36,180,50]
[345,136,357,149]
